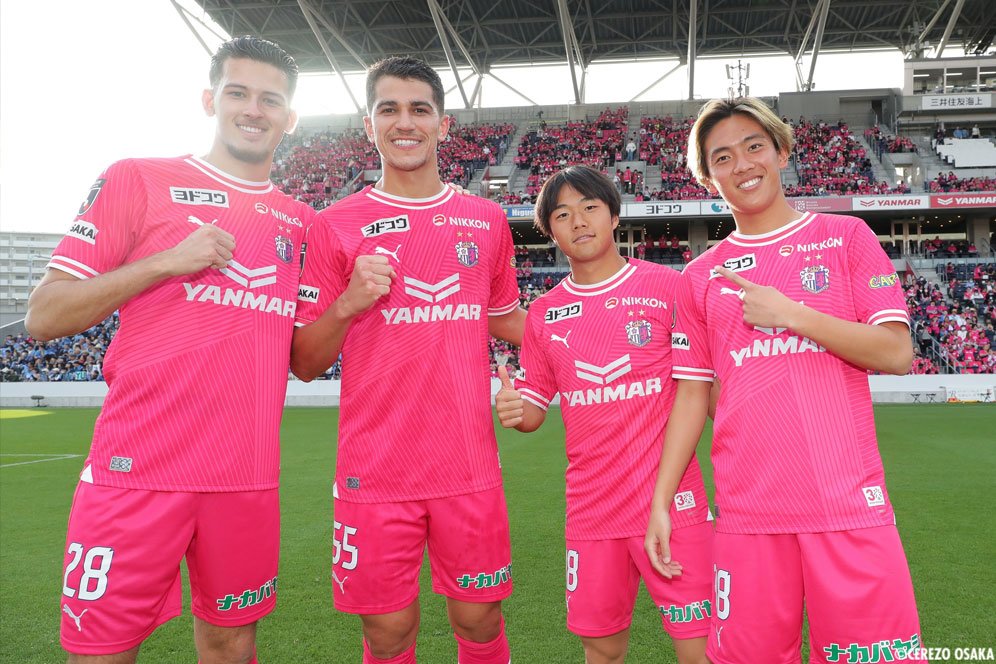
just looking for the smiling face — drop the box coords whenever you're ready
[202,57,297,176]
[363,75,450,178]
[548,185,620,272]
[701,113,789,219]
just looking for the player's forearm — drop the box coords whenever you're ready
[25,256,174,341]
[651,380,710,511]
[489,308,526,346]
[785,303,913,375]
[514,400,547,433]
[290,299,354,381]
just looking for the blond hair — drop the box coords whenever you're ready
[687,97,793,186]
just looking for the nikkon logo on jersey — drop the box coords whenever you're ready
[67,220,98,245]
[169,187,229,208]
[709,253,757,279]
[449,216,491,230]
[796,236,843,253]
[362,214,410,238]
[545,302,582,323]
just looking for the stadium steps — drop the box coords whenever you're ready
[854,132,895,186]
[503,124,534,196]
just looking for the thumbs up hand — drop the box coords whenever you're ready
[495,365,524,428]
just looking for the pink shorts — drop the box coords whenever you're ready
[60,481,279,655]
[331,485,512,614]
[707,526,924,664]
[566,521,713,639]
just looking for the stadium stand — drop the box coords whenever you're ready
[906,266,996,374]
[927,172,996,193]
[786,117,908,196]
[933,137,996,168]
[513,107,629,195]
[8,111,994,380]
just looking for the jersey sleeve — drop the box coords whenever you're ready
[845,220,910,328]
[295,214,350,326]
[515,309,558,411]
[671,266,715,382]
[488,206,521,316]
[48,161,146,279]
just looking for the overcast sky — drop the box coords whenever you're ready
[0,1,908,235]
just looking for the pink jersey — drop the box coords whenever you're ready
[517,260,710,540]
[48,156,312,492]
[296,185,520,503]
[672,212,910,534]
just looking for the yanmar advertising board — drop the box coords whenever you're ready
[931,193,996,209]
[852,195,930,211]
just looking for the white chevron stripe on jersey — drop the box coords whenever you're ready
[574,355,632,384]
[221,260,278,288]
[403,273,461,302]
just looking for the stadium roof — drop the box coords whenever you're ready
[187,0,994,105]
[190,0,994,70]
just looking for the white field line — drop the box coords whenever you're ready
[0,454,82,468]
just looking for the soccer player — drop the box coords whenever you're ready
[493,166,712,664]
[25,36,311,664]
[644,97,925,664]
[291,57,524,663]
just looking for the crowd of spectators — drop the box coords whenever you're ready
[513,107,629,195]
[927,172,996,193]
[906,268,996,374]
[271,128,377,210]
[270,121,515,208]
[7,266,994,379]
[640,116,713,200]
[1,314,116,382]
[787,118,903,197]
[864,126,917,160]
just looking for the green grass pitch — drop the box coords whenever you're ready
[1,405,993,662]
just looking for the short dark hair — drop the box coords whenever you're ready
[209,36,299,99]
[533,166,621,237]
[366,56,445,113]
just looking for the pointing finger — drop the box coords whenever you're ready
[714,266,753,289]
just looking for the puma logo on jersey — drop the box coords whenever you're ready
[62,605,87,631]
[332,571,348,594]
[375,245,401,262]
[187,215,217,226]
[551,331,572,348]
[720,287,745,300]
